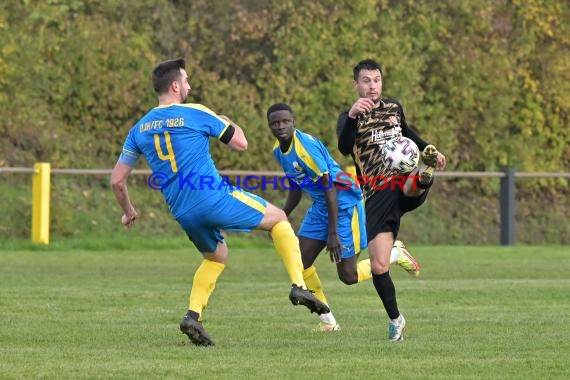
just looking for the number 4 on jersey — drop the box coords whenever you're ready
[154,131,178,173]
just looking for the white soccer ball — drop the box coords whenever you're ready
[381,137,420,175]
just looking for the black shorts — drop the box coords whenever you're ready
[364,184,429,242]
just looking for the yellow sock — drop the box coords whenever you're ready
[357,258,372,282]
[303,266,328,305]
[271,221,306,288]
[188,259,225,319]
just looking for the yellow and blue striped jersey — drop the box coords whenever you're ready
[272,129,362,209]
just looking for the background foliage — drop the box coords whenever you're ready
[0,0,568,242]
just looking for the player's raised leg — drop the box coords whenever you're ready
[417,144,439,185]
[403,144,439,198]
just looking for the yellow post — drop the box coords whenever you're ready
[345,165,357,178]
[31,163,51,244]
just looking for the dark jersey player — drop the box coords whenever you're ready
[337,59,446,342]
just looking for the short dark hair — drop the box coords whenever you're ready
[266,103,294,121]
[353,59,383,81]
[152,59,185,95]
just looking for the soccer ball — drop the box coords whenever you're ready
[381,137,420,175]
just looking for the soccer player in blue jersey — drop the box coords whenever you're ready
[110,59,329,346]
[267,103,421,332]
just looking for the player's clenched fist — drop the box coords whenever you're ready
[348,97,376,119]
[121,209,138,227]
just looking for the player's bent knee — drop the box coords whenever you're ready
[370,263,390,275]
[266,204,287,222]
[202,241,228,263]
[338,271,359,285]
[258,203,288,231]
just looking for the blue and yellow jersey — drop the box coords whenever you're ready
[272,129,362,209]
[118,103,231,217]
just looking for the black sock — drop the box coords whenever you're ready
[372,272,399,320]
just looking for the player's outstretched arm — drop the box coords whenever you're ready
[110,161,138,227]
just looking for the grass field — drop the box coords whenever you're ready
[1,237,569,379]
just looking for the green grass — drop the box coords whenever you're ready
[1,238,569,379]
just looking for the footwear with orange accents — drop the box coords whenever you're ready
[394,240,421,277]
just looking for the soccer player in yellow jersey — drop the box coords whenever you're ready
[110,59,329,346]
[268,103,422,332]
